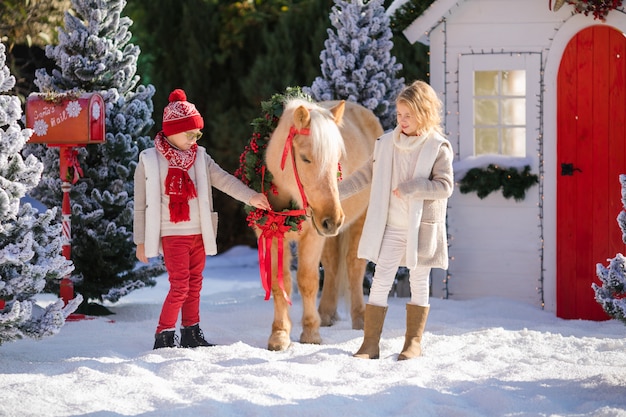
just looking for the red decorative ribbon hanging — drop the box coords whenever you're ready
[256,126,310,305]
[257,211,295,305]
[62,147,83,184]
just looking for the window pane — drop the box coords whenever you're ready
[475,128,499,155]
[502,128,526,157]
[474,99,499,125]
[471,69,527,157]
[502,98,526,125]
[475,71,499,95]
[502,70,526,95]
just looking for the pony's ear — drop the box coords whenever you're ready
[330,100,345,124]
[293,105,311,129]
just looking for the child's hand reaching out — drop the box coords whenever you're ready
[249,193,271,211]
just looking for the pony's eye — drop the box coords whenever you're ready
[300,155,312,164]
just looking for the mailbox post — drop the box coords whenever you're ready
[58,148,81,305]
[26,92,105,308]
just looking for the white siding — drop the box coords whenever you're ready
[412,0,626,311]
[432,0,551,307]
[446,190,542,304]
[424,0,562,307]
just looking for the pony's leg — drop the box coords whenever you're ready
[318,235,341,326]
[297,231,325,344]
[346,213,367,330]
[267,237,293,351]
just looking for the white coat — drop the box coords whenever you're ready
[133,147,256,258]
[339,127,454,269]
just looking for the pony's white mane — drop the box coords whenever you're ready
[284,99,345,172]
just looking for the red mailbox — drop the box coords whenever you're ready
[24,92,106,315]
[26,92,105,145]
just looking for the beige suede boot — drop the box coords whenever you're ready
[397,304,429,361]
[353,304,388,359]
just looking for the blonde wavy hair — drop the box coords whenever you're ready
[396,80,443,135]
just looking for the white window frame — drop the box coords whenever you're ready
[459,53,541,161]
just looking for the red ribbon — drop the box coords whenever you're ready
[62,147,83,184]
[257,212,293,305]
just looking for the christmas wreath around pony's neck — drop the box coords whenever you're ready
[235,87,314,232]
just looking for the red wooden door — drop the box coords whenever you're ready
[557,25,626,320]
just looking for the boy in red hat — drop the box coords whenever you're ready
[133,89,270,349]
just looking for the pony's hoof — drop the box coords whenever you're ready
[319,311,339,327]
[268,331,291,351]
[299,330,322,345]
[351,316,364,330]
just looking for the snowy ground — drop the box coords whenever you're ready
[1,245,625,417]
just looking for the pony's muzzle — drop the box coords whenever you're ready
[314,212,345,236]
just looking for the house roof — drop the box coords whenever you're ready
[386,0,411,16]
[390,0,467,45]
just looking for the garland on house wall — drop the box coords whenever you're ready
[550,0,623,21]
[458,164,539,202]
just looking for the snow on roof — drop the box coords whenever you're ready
[386,0,410,16]
[401,0,468,45]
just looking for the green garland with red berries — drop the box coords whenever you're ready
[234,87,313,232]
[550,0,623,21]
[458,164,539,202]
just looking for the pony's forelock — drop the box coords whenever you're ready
[284,99,345,173]
[309,109,345,170]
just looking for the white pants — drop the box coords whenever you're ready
[367,226,431,307]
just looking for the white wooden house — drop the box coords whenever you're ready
[389,0,626,320]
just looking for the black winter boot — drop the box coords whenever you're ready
[180,324,215,348]
[153,330,178,349]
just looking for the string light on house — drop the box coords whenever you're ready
[536,52,546,310]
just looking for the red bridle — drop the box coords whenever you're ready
[280,125,310,212]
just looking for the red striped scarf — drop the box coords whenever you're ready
[154,131,198,223]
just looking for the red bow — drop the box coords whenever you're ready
[257,212,293,305]
[62,147,83,184]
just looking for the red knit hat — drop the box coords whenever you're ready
[162,89,204,136]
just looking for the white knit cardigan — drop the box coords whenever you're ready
[133,147,257,258]
[338,126,454,269]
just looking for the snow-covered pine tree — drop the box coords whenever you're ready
[0,42,81,345]
[305,0,405,292]
[25,0,163,311]
[305,0,404,131]
[593,174,626,325]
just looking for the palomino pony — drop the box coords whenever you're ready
[259,98,383,351]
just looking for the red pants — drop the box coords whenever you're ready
[156,234,205,334]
